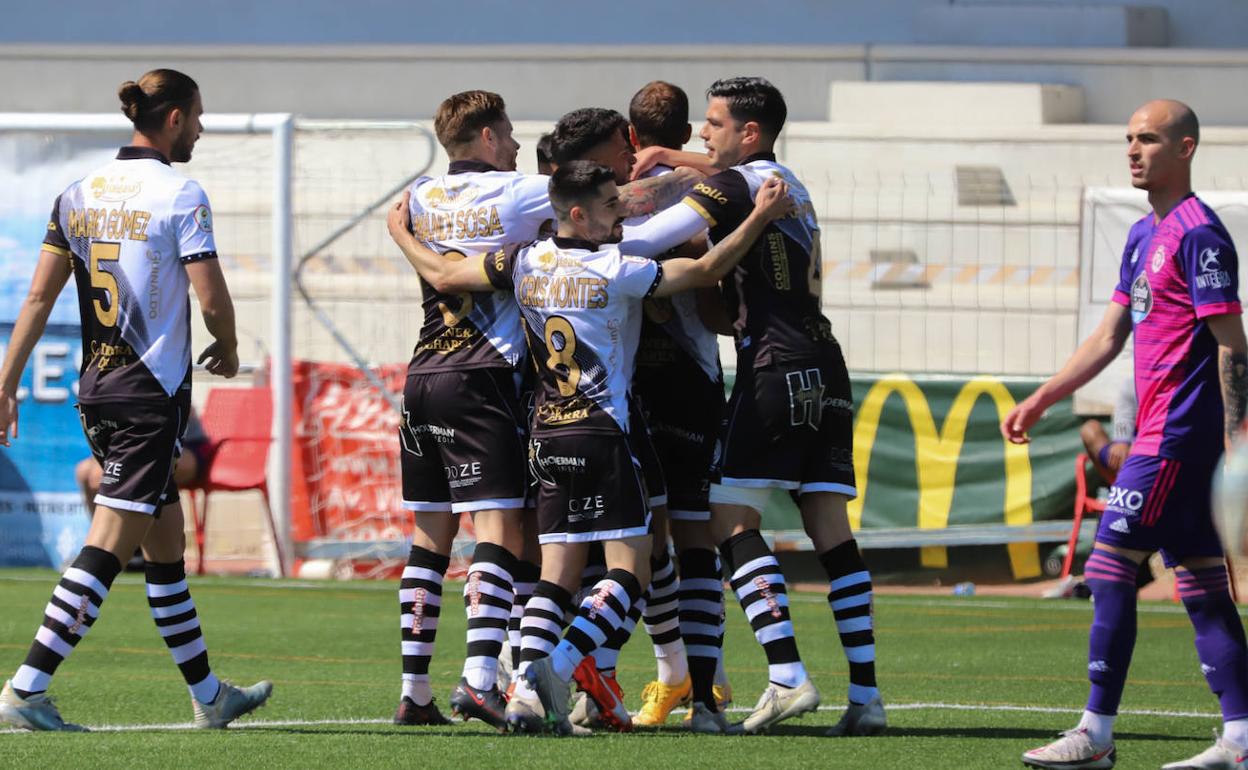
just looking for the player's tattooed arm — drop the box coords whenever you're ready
[1220,348,1248,443]
[387,190,491,293]
[618,166,704,219]
[1207,313,1248,449]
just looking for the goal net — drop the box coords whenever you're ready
[0,115,453,578]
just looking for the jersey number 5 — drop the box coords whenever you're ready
[90,242,121,328]
[543,316,581,397]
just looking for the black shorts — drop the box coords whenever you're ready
[633,373,724,521]
[716,346,856,496]
[400,367,528,514]
[519,370,538,508]
[628,396,668,509]
[77,392,191,516]
[528,429,651,544]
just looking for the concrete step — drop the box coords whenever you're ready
[829,81,1084,125]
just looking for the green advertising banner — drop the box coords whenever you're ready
[743,373,1084,579]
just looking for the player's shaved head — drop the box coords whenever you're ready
[1127,99,1199,198]
[1135,99,1200,147]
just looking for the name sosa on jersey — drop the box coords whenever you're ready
[410,204,505,242]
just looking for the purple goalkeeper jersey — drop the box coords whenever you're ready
[1111,193,1241,464]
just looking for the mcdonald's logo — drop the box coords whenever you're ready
[848,374,1040,579]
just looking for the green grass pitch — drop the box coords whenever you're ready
[0,568,1233,768]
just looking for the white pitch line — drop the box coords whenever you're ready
[0,574,396,593]
[884,702,1219,719]
[867,596,1198,616]
[787,594,1197,616]
[0,575,1213,615]
[0,702,1220,734]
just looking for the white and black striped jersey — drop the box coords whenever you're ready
[682,152,832,366]
[42,146,217,403]
[485,237,661,436]
[625,164,722,385]
[406,160,553,373]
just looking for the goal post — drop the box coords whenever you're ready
[0,112,294,576]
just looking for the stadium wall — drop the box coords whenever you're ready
[3,0,1247,48]
[5,45,1248,125]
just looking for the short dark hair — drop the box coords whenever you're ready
[550,108,629,165]
[547,161,616,218]
[117,69,199,133]
[629,81,689,150]
[434,90,507,152]
[536,132,555,168]
[705,76,787,139]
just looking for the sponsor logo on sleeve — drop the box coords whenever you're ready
[1195,247,1233,290]
[193,204,213,233]
[692,182,728,205]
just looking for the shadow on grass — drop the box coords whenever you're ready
[247,727,489,738]
[636,724,1199,742]
[245,724,1197,743]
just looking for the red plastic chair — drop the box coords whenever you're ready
[184,387,285,576]
[1062,453,1237,602]
[1060,453,1106,580]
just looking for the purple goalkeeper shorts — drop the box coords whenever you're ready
[1096,453,1223,567]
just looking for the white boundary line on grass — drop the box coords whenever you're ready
[0,574,1204,614]
[885,702,1220,719]
[1,702,1221,733]
[787,594,1196,615]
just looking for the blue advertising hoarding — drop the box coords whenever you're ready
[0,135,122,566]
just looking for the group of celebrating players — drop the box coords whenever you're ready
[382,78,881,738]
[0,67,1246,769]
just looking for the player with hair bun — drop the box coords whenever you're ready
[0,68,272,732]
